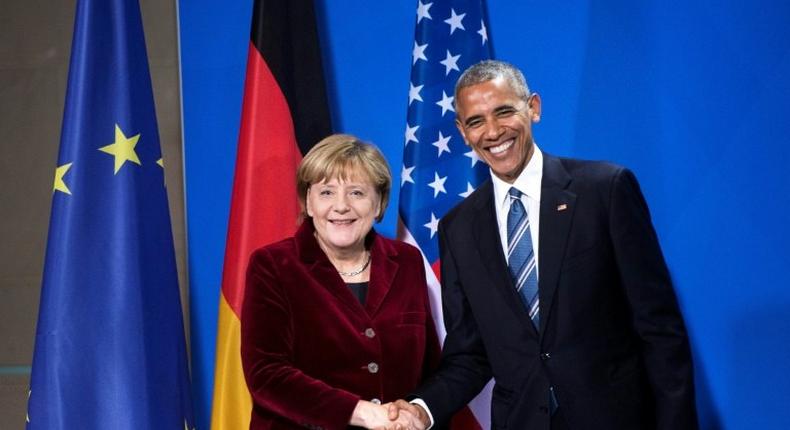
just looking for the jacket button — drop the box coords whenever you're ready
[371,398,382,405]
[364,328,376,338]
[540,352,551,360]
[367,362,379,373]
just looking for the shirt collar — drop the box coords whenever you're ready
[491,144,543,209]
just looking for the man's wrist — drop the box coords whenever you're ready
[409,398,434,429]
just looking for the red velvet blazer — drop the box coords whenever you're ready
[241,221,440,430]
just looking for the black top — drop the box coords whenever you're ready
[345,282,369,305]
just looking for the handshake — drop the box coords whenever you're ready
[351,399,431,430]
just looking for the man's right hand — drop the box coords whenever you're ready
[387,399,430,430]
[350,400,425,430]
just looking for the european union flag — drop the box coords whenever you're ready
[27,0,194,428]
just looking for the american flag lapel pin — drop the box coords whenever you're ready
[557,203,568,211]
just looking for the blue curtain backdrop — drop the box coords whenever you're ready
[178,1,790,429]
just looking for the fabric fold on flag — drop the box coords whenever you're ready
[398,1,494,428]
[27,0,194,428]
[210,0,332,428]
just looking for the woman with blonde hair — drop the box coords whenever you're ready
[241,134,439,430]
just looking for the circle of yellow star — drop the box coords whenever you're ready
[53,162,73,195]
[98,124,142,174]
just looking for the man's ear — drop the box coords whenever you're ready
[528,93,542,122]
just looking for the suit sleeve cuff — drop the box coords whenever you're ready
[410,398,435,430]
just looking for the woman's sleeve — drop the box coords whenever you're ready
[240,248,360,429]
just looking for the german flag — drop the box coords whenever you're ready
[210,1,331,428]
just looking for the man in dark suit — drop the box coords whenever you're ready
[389,60,697,430]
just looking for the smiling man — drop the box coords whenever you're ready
[389,60,698,430]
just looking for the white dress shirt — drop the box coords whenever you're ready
[490,145,543,271]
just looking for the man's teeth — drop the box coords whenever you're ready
[489,140,514,154]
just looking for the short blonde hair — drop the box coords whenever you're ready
[297,134,391,222]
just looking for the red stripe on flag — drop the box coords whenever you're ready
[451,407,484,430]
[430,259,442,284]
[220,42,302,315]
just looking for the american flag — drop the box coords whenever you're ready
[397,0,493,428]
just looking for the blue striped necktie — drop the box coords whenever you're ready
[507,187,558,413]
[506,187,540,328]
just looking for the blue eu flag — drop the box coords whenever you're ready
[27,0,193,428]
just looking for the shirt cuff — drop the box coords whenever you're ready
[409,398,434,430]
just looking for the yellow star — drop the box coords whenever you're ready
[98,124,142,174]
[53,162,73,195]
[157,157,164,167]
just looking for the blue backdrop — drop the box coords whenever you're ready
[179,1,790,429]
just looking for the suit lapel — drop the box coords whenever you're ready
[296,221,367,315]
[364,233,397,317]
[472,181,538,332]
[538,155,576,336]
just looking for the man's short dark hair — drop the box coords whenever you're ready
[454,60,532,107]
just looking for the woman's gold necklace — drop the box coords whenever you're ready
[336,252,371,277]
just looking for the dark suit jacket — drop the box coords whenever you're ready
[241,221,440,430]
[415,154,697,430]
